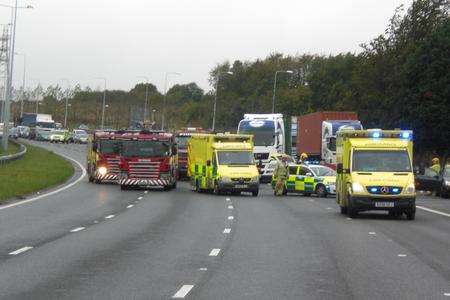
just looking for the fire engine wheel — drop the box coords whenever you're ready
[120,185,130,191]
[315,184,327,198]
[252,190,259,197]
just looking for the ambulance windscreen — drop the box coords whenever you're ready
[352,150,411,172]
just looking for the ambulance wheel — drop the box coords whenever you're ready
[316,184,327,198]
[213,182,221,195]
[406,210,415,220]
[252,190,259,197]
[347,197,358,218]
[340,206,347,214]
[282,186,287,196]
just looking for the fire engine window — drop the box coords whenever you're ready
[122,140,170,157]
[99,140,120,154]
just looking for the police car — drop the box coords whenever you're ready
[272,164,336,197]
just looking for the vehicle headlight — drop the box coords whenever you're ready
[98,166,108,175]
[405,184,415,194]
[220,177,231,183]
[352,182,364,193]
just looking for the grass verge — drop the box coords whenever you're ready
[0,141,20,156]
[0,142,74,202]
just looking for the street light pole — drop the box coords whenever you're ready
[60,78,70,128]
[271,70,293,113]
[161,72,180,131]
[14,52,26,118]
[137,76,149,121]
[212,71,233,132]
[95,77,107,129]
[1,1,33,152]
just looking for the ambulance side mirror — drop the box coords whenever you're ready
[336,163,343,174]
[206,160,211,167]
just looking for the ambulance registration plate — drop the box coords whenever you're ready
[375,202,394,208]
[235,184,248,189]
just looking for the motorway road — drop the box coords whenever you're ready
[0,142,449,299]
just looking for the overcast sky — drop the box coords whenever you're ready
[2,0,412,92]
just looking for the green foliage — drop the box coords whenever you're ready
[0,143,74,201]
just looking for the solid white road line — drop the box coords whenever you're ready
[0,152,87,212]
[9,246,33,255]
[228,216,234,220]
[172,285,194,298]
[228,205,234,209]
[105,214,115,219]
[127,204,134,208]
[209,248,221,256]
[416,205,450,218]
[70,227,85,233]
[223,228,231,234]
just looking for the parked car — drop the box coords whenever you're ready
[49,129,70,143]
[415,167,441,193]
[72,129,88,144]
[271,163,336,197]
[17,126,30,138]
[36,129,53,141]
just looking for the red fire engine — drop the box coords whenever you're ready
[87,130,122,183]
[118,130,178,190]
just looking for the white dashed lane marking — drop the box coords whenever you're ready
[70,227,85,233]
[228,216,234,220]
[223,228,231,234]
[105,214,115,219]
[444,292,450,297]
[369,232,376,235]
[138,197,143,200]
[172,285,194,298]
[228,205,234,209]
[127,204,134,208]
[398,254,407,257]
[9,246,33,255]
[416,205,450,218]
[226,197,231,201]
[209,248,221,256]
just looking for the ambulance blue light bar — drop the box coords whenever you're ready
[337,130,413,140]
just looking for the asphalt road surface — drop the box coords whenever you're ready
[0,142,449,299]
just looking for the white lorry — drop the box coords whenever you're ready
[237,114,285,169]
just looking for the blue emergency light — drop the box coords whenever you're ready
[392,188,400,193]
[372,132,381,138]
[370,187,378,193]
[401,132,411,139]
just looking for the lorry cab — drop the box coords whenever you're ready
[118,131,177,190]
[237,114,285,171]
[188,133,260,196]
[87,131,122,183]
[175,127,207,179]
[336,130,416,220]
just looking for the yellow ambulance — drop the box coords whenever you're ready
[188,133,260,196]
[336,130,416,219]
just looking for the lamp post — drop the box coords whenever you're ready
[161,72,180,130]
[137,76,149,121]
[95,77,107,129]
[14,52,26,118]
[212,71,233,132]
[60,78,70,128]
[271,70,293,113]
[29,78,42,114]
[0,2,33,151]
[152,109,156,124]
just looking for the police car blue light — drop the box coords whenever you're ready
[370,187,378,193]
[392,187,400,193]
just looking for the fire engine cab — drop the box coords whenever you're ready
[118,130,178,190]
[87,130,122,183]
